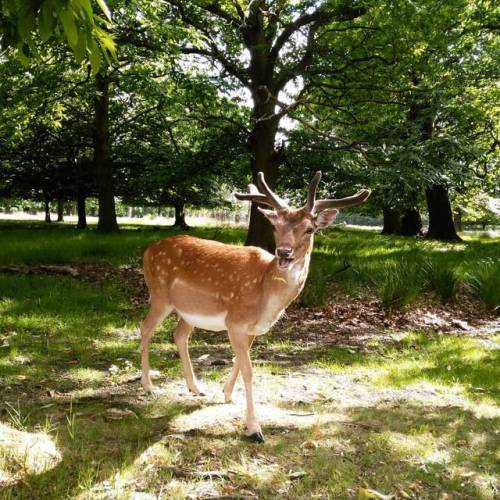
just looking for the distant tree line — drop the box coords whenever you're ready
[0,1,498,245]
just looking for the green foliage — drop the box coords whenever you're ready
[0,0,115,72]
[0,223,498,311]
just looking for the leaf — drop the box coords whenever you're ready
[59,8,78,48]
[18,7,36,40]
[96,30,116,60]
[73,31,87,63]
[288,470,307,479]
[39,2,55,42]
[96,0,112,22]
[88,37,101,76]
[358,487,395,500]
[74,0,93,20]
[16,42,30,66]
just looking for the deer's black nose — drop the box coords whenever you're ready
[276,246,293,258]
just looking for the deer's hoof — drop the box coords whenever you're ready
[249,432,265,443]
[189,388,205,397]
[142,382,155,394]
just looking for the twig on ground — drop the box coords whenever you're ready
[0,265,79,277]
[164,467,233,479]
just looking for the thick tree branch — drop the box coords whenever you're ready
[180,47,249,85]
[269,5,366,72]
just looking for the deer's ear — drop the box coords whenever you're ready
[314,209,338,230]
[257,207,278,224]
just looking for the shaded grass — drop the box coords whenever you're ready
[422,260,460,303]
[0,221,499,309]
[467,259,500,310]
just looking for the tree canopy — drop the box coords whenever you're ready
[0,0,498,240]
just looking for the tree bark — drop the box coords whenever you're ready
[57,198,64,222]
[43,193,51,223]
[76,190,87,230]
[425,184,461,241]
[381,208,401,235]
[94,73,118,233]
[172,201,189,229]
[244,91,279,252]
[400,208,423,236]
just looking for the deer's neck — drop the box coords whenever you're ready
[251,244,313,335]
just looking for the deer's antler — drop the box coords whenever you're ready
[235,172,288,210]
[305,170,371,214]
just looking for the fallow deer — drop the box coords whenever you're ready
[140,171,370,442]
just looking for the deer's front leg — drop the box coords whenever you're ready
[228,331,263,443]
[223,335,255,403]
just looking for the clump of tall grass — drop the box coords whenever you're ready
[379,260,421,311]
[422,260,460,303]
[301,263,327,307]
[466,259,500,310]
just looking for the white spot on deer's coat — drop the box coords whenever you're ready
[167,258,171,265]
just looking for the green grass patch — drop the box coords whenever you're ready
[317,332,500,403]
[467,259,500,310]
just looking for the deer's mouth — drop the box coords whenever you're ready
[278,257,294,269]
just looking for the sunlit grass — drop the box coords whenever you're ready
[317,332,500,403]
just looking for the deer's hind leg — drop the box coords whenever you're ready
[140,300,172,393]
[174,319,204,396]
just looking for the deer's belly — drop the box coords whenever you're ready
[177,310,227,332]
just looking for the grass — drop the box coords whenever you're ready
[0,220,499,309]
[316,332,500,403]
[467,259,500,310]
[0,221,499,498]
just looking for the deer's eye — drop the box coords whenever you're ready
[305,227,314,235]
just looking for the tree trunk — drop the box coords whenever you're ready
[57,198,64,222]
[43,193,51,223]
[381,208,401,235]
[76,190,87,230]
[245,92,279,252]
[425,184,461,241]
[400,208,423,236]
[172,201,189,229]
[94,73,118,233]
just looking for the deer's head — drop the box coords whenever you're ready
[236,171,370,269]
